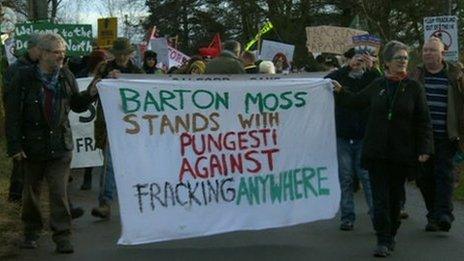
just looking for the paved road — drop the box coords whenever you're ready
[14,169,464,261]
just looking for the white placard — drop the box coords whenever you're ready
[97,76,340,245]
[424,16,459,61]
[69,78,104,168]
[260,40,295,62]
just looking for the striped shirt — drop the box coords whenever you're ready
[424,70,448,138]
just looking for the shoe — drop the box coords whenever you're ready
[339,221,354,231]
[373,245,390,257]
[71,207,84,219]
[55,239,74,254]
[91,203,111,219]
[388,238,396,252]
[438,216,452,232]
[399,210,409,219]
[80,183,91,190]
[20,234,39,249]
[425,219,439,232]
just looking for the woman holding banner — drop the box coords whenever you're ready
[333,40,433,257]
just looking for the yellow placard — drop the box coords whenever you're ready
[98,17,118,48]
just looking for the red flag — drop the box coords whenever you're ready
[209,33,222,53]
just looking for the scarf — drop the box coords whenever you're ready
[385,71,408,82]
[37,66,61,127]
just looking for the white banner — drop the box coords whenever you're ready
[260,40,295,62]
[167,46,190,68]
[424,16,459,61]
[69,78,104,168]
[97,76,340,245]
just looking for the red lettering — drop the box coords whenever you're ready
[245,150,261,173]
[180,132,192,156]
[195,156,209,178]
[179,158,196,182]
[262,148,280,171]
[238,131,248,150]
[209,154,223,178]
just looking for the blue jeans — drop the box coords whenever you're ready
[337,138,373,223]
[98,145,117,205]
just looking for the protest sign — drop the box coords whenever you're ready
[97,76,340,244]
[15,21,92,56]
[69,78,103,168]
[424,16,459,61]
[352,34,382,56]
[149,38,190,69]
[167,46,190,67]
[306,26,367,54]
[98,17,118,48]
[260,40,295,62]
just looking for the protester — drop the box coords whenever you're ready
[205,40,245,74]
[242,51,259,73]
[91,37,144,220]
[259,61,276,74]
[410,37,464,232]
[333,40,433,257]
[75,50,109,191]
[325,47,381,231]
[3,34,41,203]
[4,33,95,254]
[142,50,163,74]
[272,52,289,74]
[187,60,206,74]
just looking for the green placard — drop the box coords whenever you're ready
[15,21,93,56]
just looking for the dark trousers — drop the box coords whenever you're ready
[8,159,24,202]
[417,138,456,221]
[368,160,407,245]
[22,152,72,243]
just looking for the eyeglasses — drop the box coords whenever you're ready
[392,55,408,61]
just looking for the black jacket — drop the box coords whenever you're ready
[4,66,93,160]
[326,67,381,139]
[338,77,434,167]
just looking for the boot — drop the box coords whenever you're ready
[91,202,111,219]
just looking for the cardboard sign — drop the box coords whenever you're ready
[15,21,92,56]
[306,26,368,55]
[98,17,118,49]
[97,76,340,245]
[352,34,382,56]
[424,16,459,61]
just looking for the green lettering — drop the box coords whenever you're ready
[293,168,303,200]
[317,167,330,195]
[192,90,215,109]
[159,90,177,111]
[270,174,283,203]
[143,91,161,112]
[294,91,308,108]
[263,93,279,111]
[279,91,293,110]
[236,177,251,205]
[302,167,318,197]
[257,175,270,203]
[248,177,260,205]
[119,88,140,113]
[172,89,191,110]
[245,93,263,113]
[215,92,229,109]
[283,170,295,201]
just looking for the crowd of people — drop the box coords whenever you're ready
[1,32,463,258]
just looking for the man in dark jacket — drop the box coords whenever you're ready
[205,40,245,74]
[410,37,464,232]
[3,34,41,203]
[91,37,144,220]
[326,48,381,231]
[4,33,94,253]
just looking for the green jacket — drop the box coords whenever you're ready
[5,66,93,160]
[410,62,464,141]
[205,50,245,74]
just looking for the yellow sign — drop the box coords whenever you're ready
[98,17,118,48]
[245,21,274,51]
